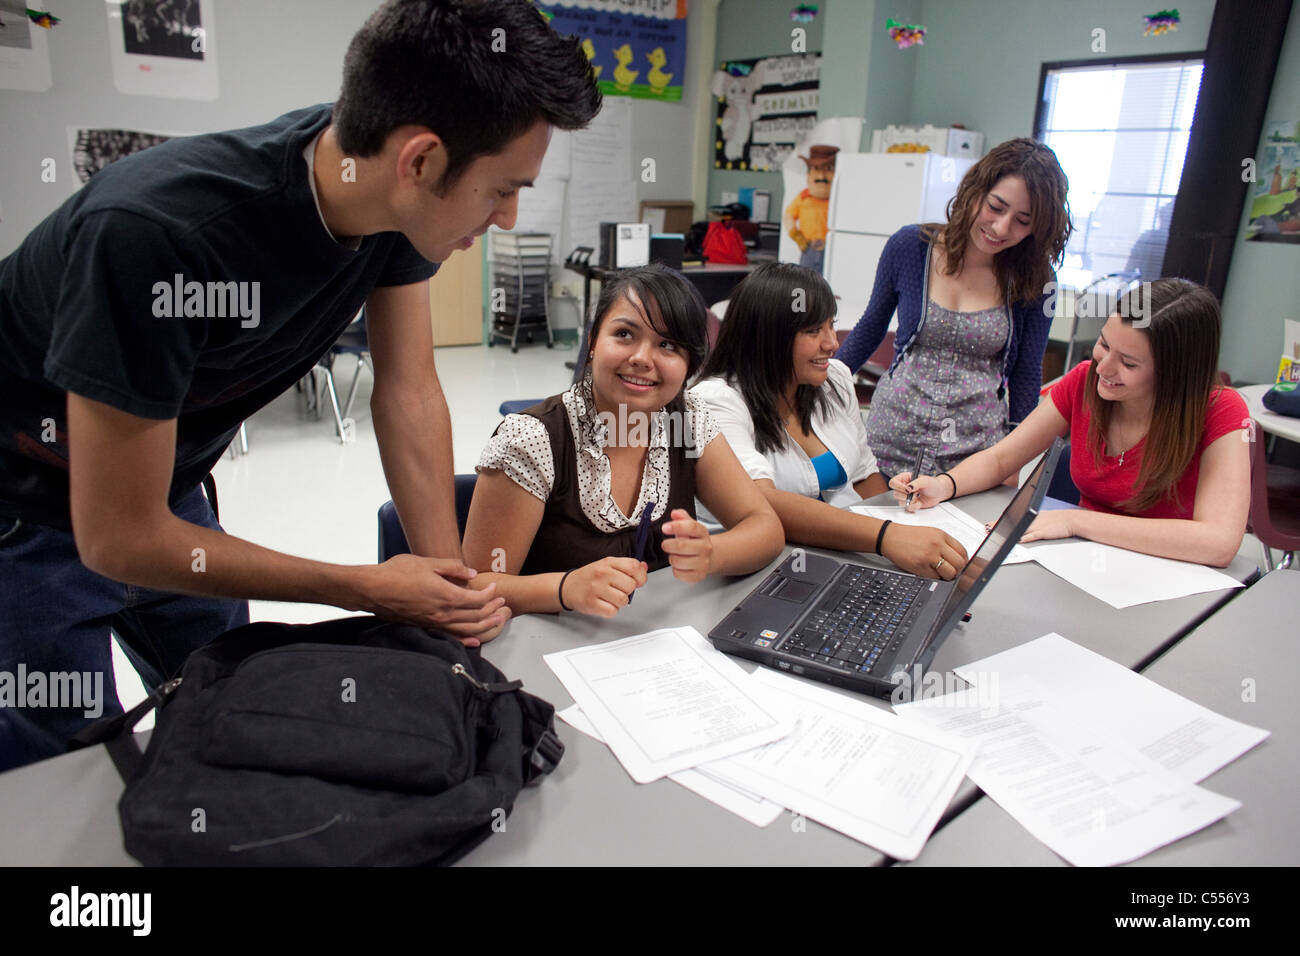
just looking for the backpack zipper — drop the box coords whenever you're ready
[451,663,522,695]
[451,663,489,691]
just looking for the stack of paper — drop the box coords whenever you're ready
[546,627,975,859]
[893,633,1268,865]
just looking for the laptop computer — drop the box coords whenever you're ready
[708,439,1063,698]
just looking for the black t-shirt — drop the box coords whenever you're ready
[0,104,438,528]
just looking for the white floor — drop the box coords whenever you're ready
[110,340,578,722]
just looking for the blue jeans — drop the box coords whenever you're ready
[0,486,248,771]
[799,242,825,275]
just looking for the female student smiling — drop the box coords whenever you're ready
[894,279,1250,567]
[462,265,783,620]
[692,263,967,580]
[835,139,1073,479]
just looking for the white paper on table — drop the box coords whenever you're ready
[953,633,1269,783]
[1028,542,1242,609]
[543,627,794,784]
[700,669,976,861]
[894,680,1240,866]
[558,705,784,828]
[850,502,1033,565]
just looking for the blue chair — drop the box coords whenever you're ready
[378,474,478,561]
[1046,441,1081,505]
[499,400,538,416]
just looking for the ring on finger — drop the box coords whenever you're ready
[934,558,946,573]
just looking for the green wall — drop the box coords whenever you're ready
[908,0,1215,145]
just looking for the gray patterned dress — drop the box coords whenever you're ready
[863,299,1011,478]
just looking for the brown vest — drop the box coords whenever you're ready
[511,394,697,576]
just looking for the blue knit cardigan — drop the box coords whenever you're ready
[833,223,1053,425]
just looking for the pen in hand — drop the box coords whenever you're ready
[904,447,926,510]
[628,500,655,605]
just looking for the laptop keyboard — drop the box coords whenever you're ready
[779,567,928,675]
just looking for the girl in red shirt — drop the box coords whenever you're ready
[894,278,1250,567]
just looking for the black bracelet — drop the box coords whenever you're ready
[875,519,892,556]
[939,472,957,500]
[557,568,575,611]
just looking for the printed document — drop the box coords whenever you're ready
[894,680,1240,866]
[701,669,976,861]
[954,633,1269,782]
[851,501,1032,564]
[1028,542,1241,608]
[544,627,793,783]
[558,705,784,827]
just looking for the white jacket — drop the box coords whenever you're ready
[691,359,879,509]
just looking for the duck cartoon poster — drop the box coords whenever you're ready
[538,0,687,101]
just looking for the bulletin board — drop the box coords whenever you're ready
[713,53,821,172]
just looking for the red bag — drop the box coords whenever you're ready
[702,221,749,265]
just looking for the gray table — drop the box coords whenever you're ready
[0,489,1259,866]
[903,569,1298,867]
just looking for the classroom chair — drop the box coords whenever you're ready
[1247,418,1300,571]
[377,474,478,562]
[311,308,370,443]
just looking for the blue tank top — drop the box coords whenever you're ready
[811,449,847,500]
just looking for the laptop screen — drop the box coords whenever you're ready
[919,439,1063,649]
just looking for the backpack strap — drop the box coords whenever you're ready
[516,691,565,784]
[67,677,183,781]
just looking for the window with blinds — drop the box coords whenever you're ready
[1035,56,1204,290]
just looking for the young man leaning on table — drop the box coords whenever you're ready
[0,0,601,771]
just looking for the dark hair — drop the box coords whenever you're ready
[1083,278,1223,512]
[587,265,710,417]
[922,138,1073,305]
[696,262,835,454]
[333,0,601,193]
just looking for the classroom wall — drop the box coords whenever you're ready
[0,0,372,257]
[1219,8,1300,385]
[0,1,701,264]
[907,0,1216,146]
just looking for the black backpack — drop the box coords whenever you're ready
[72,616,564,866]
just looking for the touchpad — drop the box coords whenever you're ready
[772,579,817,603]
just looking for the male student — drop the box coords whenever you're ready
[0,0,601,770]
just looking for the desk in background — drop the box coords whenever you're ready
[0,489,1263,866]
[1240,383,1300,446]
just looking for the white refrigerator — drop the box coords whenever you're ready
[823,153,974,330]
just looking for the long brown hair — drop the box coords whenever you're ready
[1084,278,1223,513]
[696,263,836,454]
[922,138,1073,305]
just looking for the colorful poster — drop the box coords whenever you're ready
[1245,120,1300,244]
[712,53,821,172]
[539,0,687,101]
